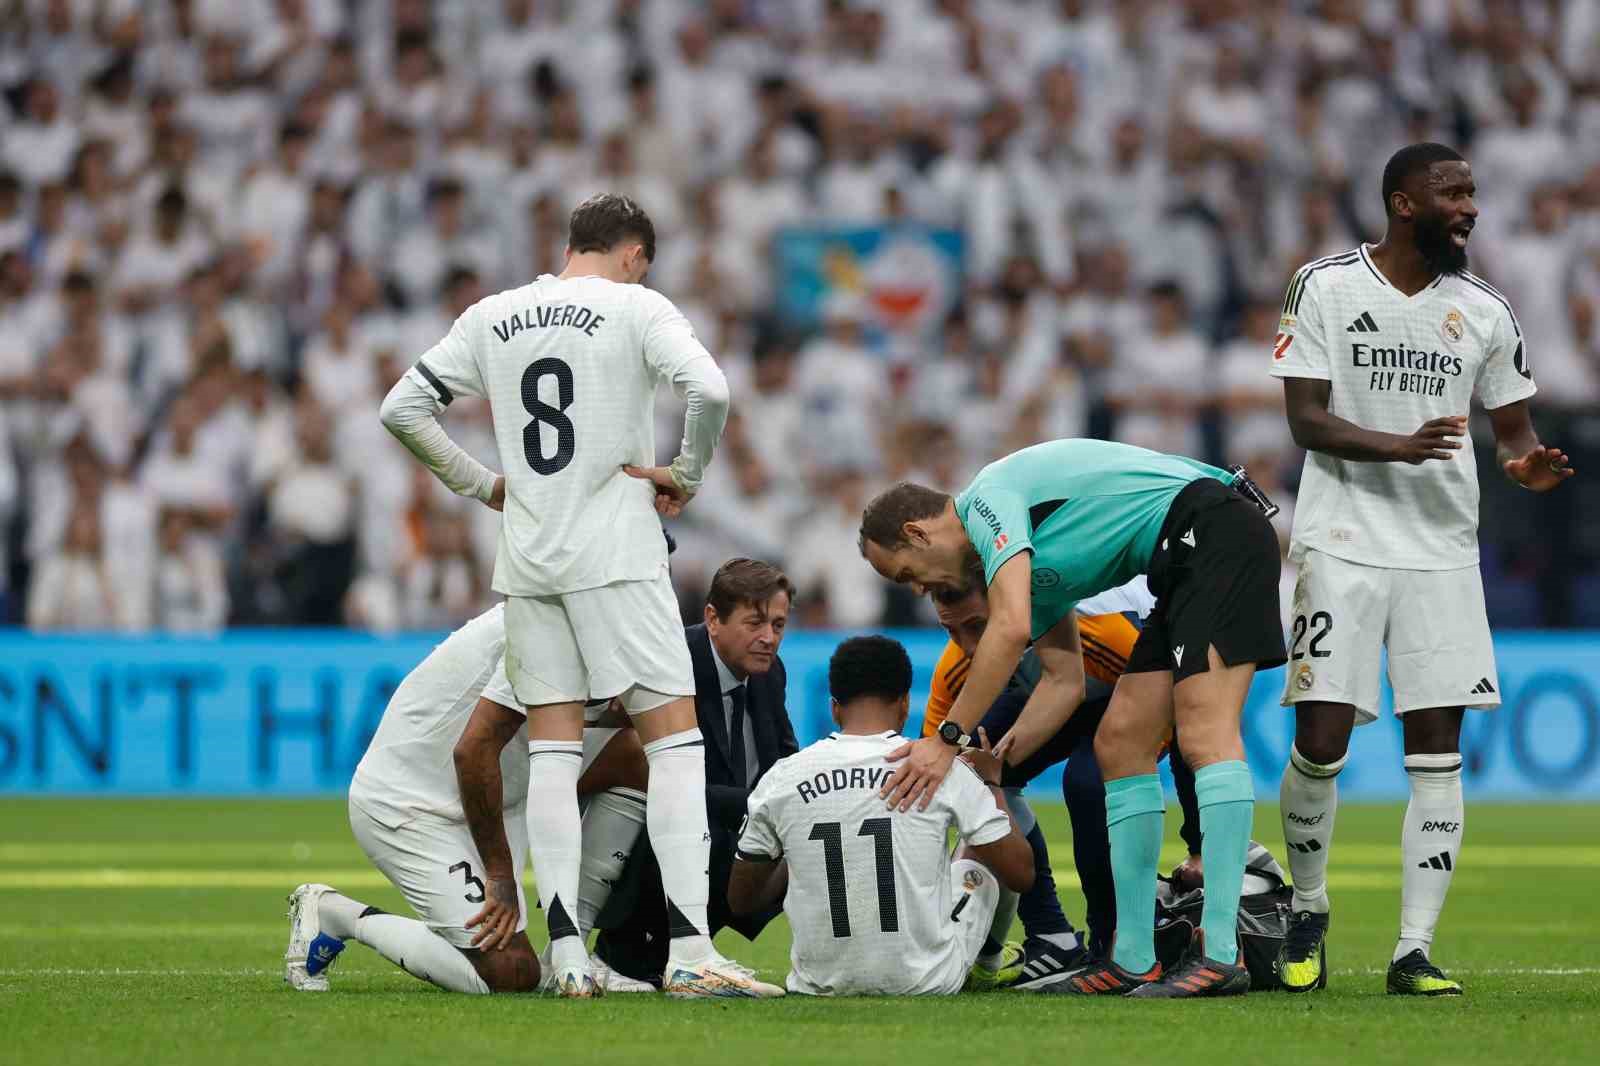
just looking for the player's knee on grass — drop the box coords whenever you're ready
[1401,705,1465,755]
[464,933,541,993]
[1293,702,1358,765]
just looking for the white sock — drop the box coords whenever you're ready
[1280,744,1346,914]
[1396,752,1464,962]
[355,912,489,994]
[577,787,648,939]
[527,739,586,971]
[643,728,714,965]
[978,886,1020,966]
[318,890,365,940]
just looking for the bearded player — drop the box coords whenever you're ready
[1269,142,1573,996]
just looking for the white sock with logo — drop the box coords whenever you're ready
[643,729,715,967]
[1396,752,1464,961]
[526,740,586,973]
[1280,745,1346,914]
[576,787,648,939]
[353,911,490,994]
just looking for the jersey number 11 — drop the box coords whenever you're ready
[808,819,900,938]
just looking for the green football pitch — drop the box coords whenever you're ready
[2,800,1595,1065]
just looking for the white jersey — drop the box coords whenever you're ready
[351,605,527,825]
[396,274,728,596]
[737,732,1012,995]
[1076,575,1155,619]
[1270,245,1537,570]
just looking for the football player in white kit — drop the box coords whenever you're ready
[1269,143,1573,996]
[727,636,1034,995]
[282,603,654,995]
[378,194,770,997]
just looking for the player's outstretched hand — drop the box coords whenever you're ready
[881,734,957,812]
[485,476,505,512]
[959,727,1003,787]
[1394,415,1467,464]
[622,464,694,517]
[465,876,520,951]
[1504,444,1574,492]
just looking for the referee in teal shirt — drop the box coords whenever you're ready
[859,438,1285,998]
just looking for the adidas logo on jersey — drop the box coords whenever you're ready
[1346,311,1380,333]
[1418,851,1454,871]
[1470,677,1496,695]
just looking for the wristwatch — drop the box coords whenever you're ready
[937,720,970,748]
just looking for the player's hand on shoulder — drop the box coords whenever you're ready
[1394,415,1467,464]
[465,875,520,951]
[1504,444,1574,492]
[622,464,694,517]
[881,734,958,812]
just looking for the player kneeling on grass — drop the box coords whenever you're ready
[283,604,653,995]
[726,636,1034,995]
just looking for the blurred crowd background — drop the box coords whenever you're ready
[2,0,1599,635]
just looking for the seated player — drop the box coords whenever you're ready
[926,573,1202,989]
[282,603,651,995]
[727,636,1034,995]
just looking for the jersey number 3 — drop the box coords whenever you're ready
[521,357,575,475]
[809,819,899,938]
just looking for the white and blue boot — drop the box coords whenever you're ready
[285,883,346,991]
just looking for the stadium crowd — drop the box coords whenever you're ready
[2,0,1598,633]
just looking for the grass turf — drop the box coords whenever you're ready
[1,799,1594,1065]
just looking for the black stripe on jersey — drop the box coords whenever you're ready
[1081,645,1122,678]
[1460,272,1522,336]
[946,660,972,694]
[415,361,454,405]
[1289,252,1360,315]
[1284,251,1354,314]
[1082,634,1129,672]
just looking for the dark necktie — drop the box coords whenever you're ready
[728,684,748,790]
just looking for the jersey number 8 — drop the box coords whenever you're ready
[521,357,576,475]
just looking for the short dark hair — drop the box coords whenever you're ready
[858,482,951,554]
[1381,142,1465,215]
[706,558,794,620]
[567,193,656,262]
[828,636,912,706]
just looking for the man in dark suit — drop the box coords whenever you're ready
[592,558,797,987]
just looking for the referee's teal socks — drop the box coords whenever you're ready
[1105,774,1164,974]
[1195,760,1255,964]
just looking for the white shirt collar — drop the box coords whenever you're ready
[707,638,743,696]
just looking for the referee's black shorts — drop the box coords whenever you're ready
[1125,477,1287,683]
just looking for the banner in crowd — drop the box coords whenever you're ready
[2,630,1597,799]
[772,224,964,341]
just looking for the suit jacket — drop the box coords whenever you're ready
[686,622,798,835]
[592,625,797,945]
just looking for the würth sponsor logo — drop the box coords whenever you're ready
[972,498,1007,552]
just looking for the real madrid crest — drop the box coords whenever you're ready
[1442,308,1465,344]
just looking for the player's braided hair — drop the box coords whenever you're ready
[858,482,952,554]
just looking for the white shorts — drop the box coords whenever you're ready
[503,570,694,710]
[1281,549,1500,724]
[348,798,530,950]
[949,859,999,976]
[347,727,621,948]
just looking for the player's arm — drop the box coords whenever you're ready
[1284,378,1467,464]
[380,312,502,508]
[1477,300,1572,491]
[882,551,1031,812]
[991,608,1086,766]
[727,780,788,916]
[451,695,525,950]
[623,292,731,516]
[956,736,1035,893]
